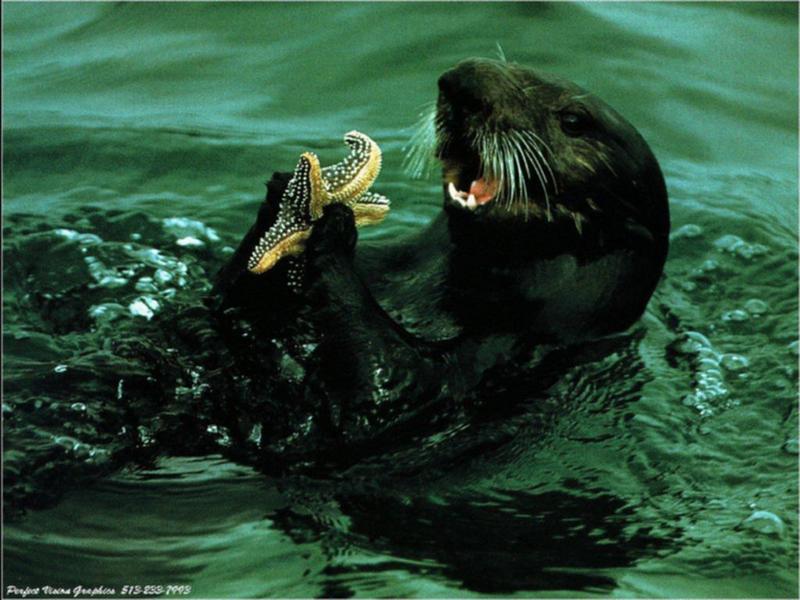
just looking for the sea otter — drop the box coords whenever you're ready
[213,58,669,459]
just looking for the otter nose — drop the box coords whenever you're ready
[437,59,511,114]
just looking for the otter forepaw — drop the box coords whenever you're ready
[306,204,358,261]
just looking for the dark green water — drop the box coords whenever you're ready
[3,2,798,598]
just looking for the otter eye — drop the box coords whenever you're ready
[559,109,593,136]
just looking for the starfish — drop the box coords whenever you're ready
[247,131,390,278]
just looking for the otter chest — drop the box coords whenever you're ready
[494,251,634,339]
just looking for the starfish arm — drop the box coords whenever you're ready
[353,193,391,227]
[304,152,328,220]
[247,155,315,274]
[246,131,389,277]
[321,131,382,205]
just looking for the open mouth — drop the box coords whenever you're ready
[441,150,499,212]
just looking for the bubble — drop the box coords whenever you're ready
[685,331,712,347]
[674,331,740,418]
[714,234,744,252]
[740,511,785,537]
[176,237,205,248]
[721,309,749,323]
[743,243,768,257]
[713,235,768,260]
[128,296,160,320]
[163,217,221,243]
[87,447,111,466]
[153,269,173,285]
[696,346,721,362]
[99,275,128,288]
[88,302,127,323]
[248,424,263,446]
[135,277,159,293]
[697,405,713,418]
[72,442,94,460]
[206,424,231,447]
[126,248,189,288]
[743,299,768,315]
[735,244,766,259]
[54,364,68,374]
[700,368,724,381]
[700,259,719,272]
[130,233,142,241]
[720,354,749,371]
[682,393,700,407]
[2,402,14,415]
[137,425,154,446]
[671,224,703,240]
[782,438,798,455]
[70,402,87,413]
[130,248,174,269]
[702,382,729,400]
[54,228,79,240]
[697,357,721,371]
[52,435,81,451]
[54,229,103,246]
[85,256,128,288]
[674,331,714,356]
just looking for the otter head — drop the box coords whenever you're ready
[428,58,669,263]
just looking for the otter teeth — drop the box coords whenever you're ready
[448,182,477,210]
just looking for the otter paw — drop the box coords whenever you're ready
[265,171,294,199]
[307,204,358,258]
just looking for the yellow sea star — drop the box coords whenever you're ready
[247,131,390,276]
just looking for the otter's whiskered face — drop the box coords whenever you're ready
[409,58,668,242]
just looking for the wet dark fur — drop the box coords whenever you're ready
[213,59,670,461]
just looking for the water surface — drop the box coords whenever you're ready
[3,3,798,598]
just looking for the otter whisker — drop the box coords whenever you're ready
[479,131,508,207]
[596,150,619,178]
[495,42,507,63]
[403,102,438,179]
[496,137,512,209]
[519,130,559,196]
[571,211,586,235]
[510,135,534,215]
[519,131,558,220]
[481,133,500,199]
[511,130,552,219]
[508,134,532,217]
[528,149,553,219]
[467,127,564,218]
[501,136,522,209]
